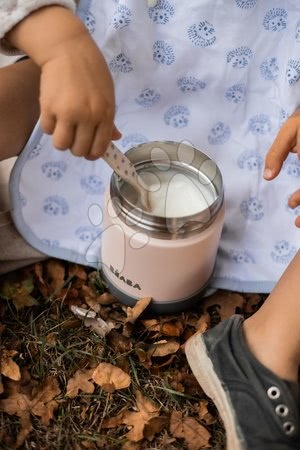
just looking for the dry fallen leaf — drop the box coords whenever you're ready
[135,343,152,369]
[81,285,116,311]
[0,385,31,417]
[2,410,33,449]
[45,259,66,294]
[92,362,131,392]
[66,369,95,398]
[0,374,61,443]
[16,414,33,448]
[198,399,216,425]
[202,290,245,321]
[33,259,66,298]
[68,264,88,282]
[141,318,158,330]
[30,376,61,425]
[143,415,169,441]
[141,318,184,337]
[148,340,180,358]
[0,350,21,381]
[170,410,211,450]
[195,311,211,334]
[123,391,161,441]
[58,289,81,313]
[168,370,203,396]
[33,262,49,297]
[102,390,160,442]
[0,274,38,309]
[134,339,180,370]
[161,320,184,337]
[107,329,133,353]
[125,297,152,324]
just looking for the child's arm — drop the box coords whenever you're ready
[4,5,120,160]
[0,0,76,53]
[264,109,300,227]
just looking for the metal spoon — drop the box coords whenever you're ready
[103,142,150,211]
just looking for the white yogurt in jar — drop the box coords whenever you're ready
[137,167,216,217]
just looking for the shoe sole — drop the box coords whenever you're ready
[185,333,243,450]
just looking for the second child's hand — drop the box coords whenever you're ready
[264,109,300,227]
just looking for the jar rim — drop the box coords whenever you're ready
[109,141,224,239]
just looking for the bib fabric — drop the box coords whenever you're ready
[10,0,300,292]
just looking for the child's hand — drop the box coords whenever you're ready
[264,109,300,180]
[39,35,121,160]
[264,109,300,227]
[6,6,121,160]
[288,189,300,227]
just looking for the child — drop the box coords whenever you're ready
[1,1,300,289]
[186,248,300,449]
[0,1,299,448]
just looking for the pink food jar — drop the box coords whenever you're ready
[101,141,224,313]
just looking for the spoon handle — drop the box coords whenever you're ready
[103,142,149,210]
[103,142,138,186]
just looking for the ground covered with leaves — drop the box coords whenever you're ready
[0,259,266,450]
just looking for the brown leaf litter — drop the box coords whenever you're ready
[0,259,268,449]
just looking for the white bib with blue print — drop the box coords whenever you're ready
[10,0,300,292]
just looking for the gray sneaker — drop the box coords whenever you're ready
[185,315,300,450]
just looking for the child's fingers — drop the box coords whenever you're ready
[85,123,113,160]
[295,216,300,228]
[52,120,75,151]
[295,127,300,154]
[111,125,122,141]
[288,189,300,208]
[40,111,56,135]
[70,123,96,157]
[288,189,300,228]
[40,114,119,159]
[264,123,297,180]
[84,124,121,160]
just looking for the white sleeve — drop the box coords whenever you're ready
[0,0,76,54]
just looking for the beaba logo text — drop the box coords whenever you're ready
[110,266,141,290]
